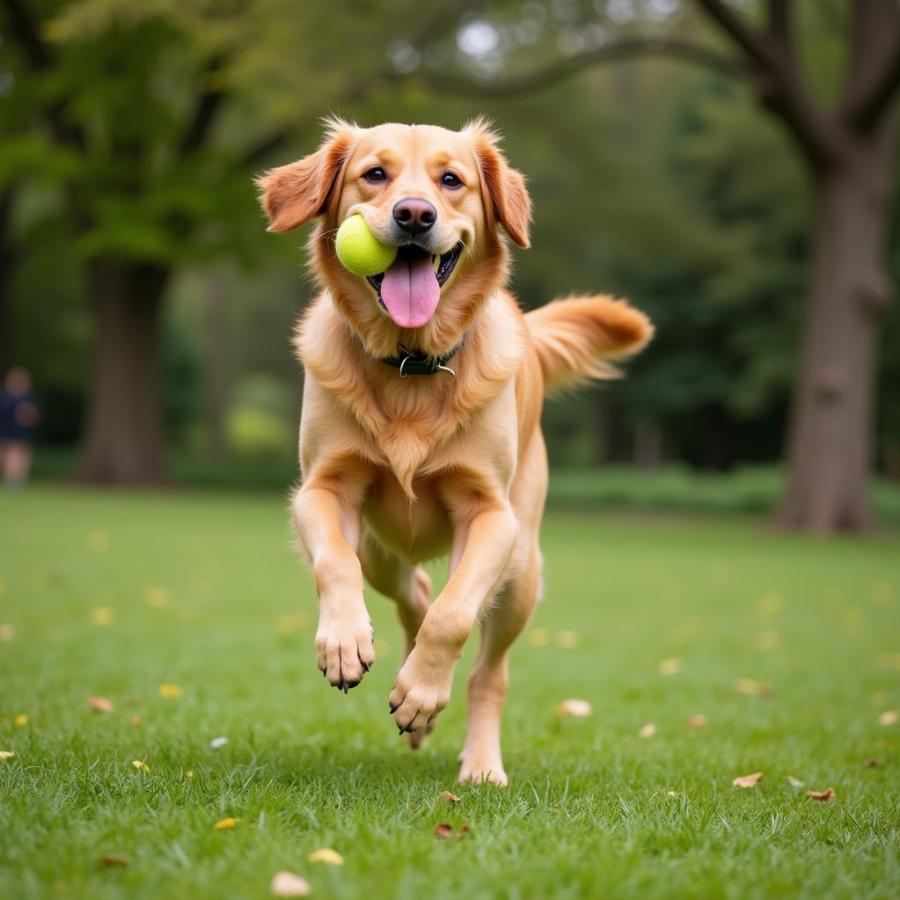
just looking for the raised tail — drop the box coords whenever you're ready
[525,294,653,393]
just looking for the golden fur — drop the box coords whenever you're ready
[258,119,652,784]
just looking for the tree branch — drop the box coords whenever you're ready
[841,0,900,131]
[697,0,842,171]
[179,55,230,157]
[400,36,744,98]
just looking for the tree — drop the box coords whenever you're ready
[405,0,900,532]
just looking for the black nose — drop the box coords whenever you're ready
[393,198,437,235]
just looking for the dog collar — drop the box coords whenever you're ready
[380,342,463,378]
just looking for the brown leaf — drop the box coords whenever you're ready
[878,709,898,727]
[732,771,764,788]
[557,699,592,718]
[88,695,113,713]
[864,757,882,768]
[439,791,460,804]
[434,822,454,839]
[99,855,128,868]
[687,714,708,729]
[735,678,772,697]
[270,871,312,897]
[805,787,836,802]
[0,624,13,642]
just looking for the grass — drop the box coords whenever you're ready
[1,487,898,899]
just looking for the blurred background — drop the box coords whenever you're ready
[2,0,899,533]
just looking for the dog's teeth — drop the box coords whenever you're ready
[433,255,440,274]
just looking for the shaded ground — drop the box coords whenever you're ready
[1,488,898,899]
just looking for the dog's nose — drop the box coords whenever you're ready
[393,198,437,235]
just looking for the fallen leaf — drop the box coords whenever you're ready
[639,722,657,739]
[736,678,772,697]
[159,683,182,699]
[864,757,882,768]
[557,699,592,718]
[145,588,173,608]
[806,787,836,802]
[556,630,579,650]
[14,713,28,727]
[0,624,13,642]
[88,695,113,713]
[88,530,110,553]
[185,769,194,779]
[89,607,114,626]
[308,848,343,865]
[529,628,549,647]
[129,714,141,727]
[434,823,454,839]
[214,817,238,830]
[270,871,312,897]
[439,791,460,804]
[131,760,149,772]
[209,736,228,749]
[878,709,897,727]
[658,657,682,676]
[687,714,708,729]
[787,775,805,789]
[0,750,15,760]
[666,790,679,798]
[732,771,764,788]
[99,855,128,868]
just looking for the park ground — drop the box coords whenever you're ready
[1,487,898,899]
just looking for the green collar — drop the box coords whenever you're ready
[380,342,463,377]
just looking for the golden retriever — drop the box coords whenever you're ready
[257,118,652,785]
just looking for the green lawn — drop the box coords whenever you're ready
[1,487,898,899]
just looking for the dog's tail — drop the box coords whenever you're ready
[524,295,653,393]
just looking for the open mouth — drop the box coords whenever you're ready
[366,242,463,329]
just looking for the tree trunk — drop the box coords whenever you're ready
[777,125,895,532]
[76,261,170,485]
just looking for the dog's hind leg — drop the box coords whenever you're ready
[359,531,433,748]
[457,541,542,787]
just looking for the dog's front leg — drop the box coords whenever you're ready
[293,482,374,691]
[389,502,517,733]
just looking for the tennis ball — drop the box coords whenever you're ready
[335,215,397,277]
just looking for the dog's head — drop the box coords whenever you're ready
[257,118,531,357]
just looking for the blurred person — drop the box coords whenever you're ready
[1,367,40,488]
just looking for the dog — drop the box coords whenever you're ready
[257,118,652,785]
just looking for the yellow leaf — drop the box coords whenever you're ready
[557,699,592,718]
[145,588,173,608]
[555,630,579,650]
[308,848,343,865]
[270,871,312,897]
[687,714,708,729]
[658,657,681,676]
[214,817,238,830]
[0,750,15,760]
[159,684,183,699]
[639,722,657,739]
[879,709,898,727]
[529,628,549,647]
[14,713,28,727]
[735,678,772,697]
[89,607,114,626]
[732,771,763,788]
[131,759,150,771]
[185,769,194,779]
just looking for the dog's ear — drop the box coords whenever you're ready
[467,118,531,249]
[256,118,357,233]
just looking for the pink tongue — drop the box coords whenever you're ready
[380,254,440,328]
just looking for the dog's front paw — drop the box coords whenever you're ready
[315,604,375,691]
[388,646,454,734]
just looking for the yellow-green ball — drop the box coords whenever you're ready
[335,215,397,277]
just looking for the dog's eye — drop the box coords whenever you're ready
[441,171,463,189]
[363,167,387,184]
